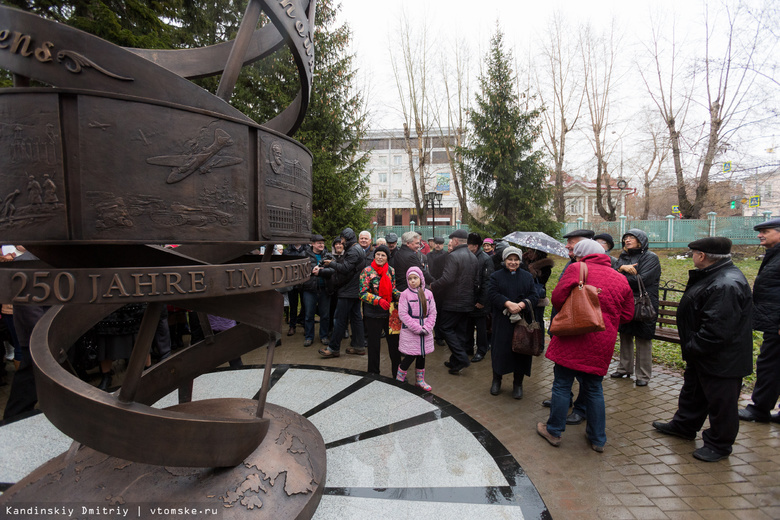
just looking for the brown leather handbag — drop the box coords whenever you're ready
[512,299,545,356]
[549,262,606,336]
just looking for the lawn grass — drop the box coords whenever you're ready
[543,246,764,390]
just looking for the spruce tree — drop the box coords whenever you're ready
[181,0,371,239]
[462,26,557,238]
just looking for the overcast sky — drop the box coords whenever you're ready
[333,0,778,183]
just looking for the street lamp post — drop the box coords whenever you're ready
[425,191,442,239]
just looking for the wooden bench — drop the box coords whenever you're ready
[653,282,684,344]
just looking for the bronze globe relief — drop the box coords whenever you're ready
[0,1,325,517]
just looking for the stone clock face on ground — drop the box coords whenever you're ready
[0,365,550,519]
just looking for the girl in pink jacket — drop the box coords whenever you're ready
[397,266,437,391]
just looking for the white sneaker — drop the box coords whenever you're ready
[4,341,14,361]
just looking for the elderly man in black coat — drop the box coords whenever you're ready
[739,218,780,423]
[465,233,494,363]
[318,228,366,358]
[392,231,433,292]
[652,237,753,462]
[430,229,479,374]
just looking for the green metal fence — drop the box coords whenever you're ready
[562,211,773,248]
[374,224,469,240]
[375,211,771,248]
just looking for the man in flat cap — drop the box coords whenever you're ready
[466,232,494,363]
[653,237,753,461]
[594,233,618,269]
[385,233,399,263]
[739,218,780,423]
[431,229,479,374]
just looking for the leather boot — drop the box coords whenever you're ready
[97,372,112,391]
[513,374,524,399]
[490,373,502,396]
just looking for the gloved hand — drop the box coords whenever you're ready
[378,299,390,310]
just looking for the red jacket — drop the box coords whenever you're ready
[546,254,634,376]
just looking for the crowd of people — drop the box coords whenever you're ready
[2,218,780,463]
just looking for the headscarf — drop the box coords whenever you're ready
[572,239,606,258]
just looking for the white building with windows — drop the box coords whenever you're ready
[359,129,461,227]
[563,179,635,221]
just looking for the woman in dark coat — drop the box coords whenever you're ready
[522,248,555,326]
[487,246,539,399]
[611,229,661,386]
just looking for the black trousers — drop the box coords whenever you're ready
[747,330,780,417]
[438,310,471,368]
[670,362,742,455]
[400,355,426,371]
[465,315,489,356]
[364,316,400,377]
[330,298,364,352]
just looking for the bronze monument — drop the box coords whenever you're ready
[0,1,325,517]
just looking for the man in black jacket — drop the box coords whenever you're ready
[318,228,366,358]
[465,233,494,363]
[304,235,334,347]
[393,231,434,292]
[284,243,307,336]
[431,229,479,374]
[739,218,780,423]
[653,237,753,462]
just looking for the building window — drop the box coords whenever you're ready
[378,172,387,183]
[392,171,402,183]
[566,199,583,215]
[393,189,402,198]
[393,155,402,166]
[393,208,403,226]
[378,189,387,199]
[375,154,388,165]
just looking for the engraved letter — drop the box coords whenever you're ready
[89,274,100,303]
[103,273,131,298]
[0,30,10,49]
[10,32,33,57]
[279,0,296,18]
[239,268,262,289]
[225,269,237,290]
[35,41,54,63]
[272,266,285,285]
[296,21,306,36]
[189,271,207,293]
[163,273,186,295]
[131,273,160,297]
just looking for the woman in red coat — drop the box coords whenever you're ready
[537,239,634,452]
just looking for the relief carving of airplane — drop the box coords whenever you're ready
[147,128,243,184]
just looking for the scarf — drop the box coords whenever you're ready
[371,259,393,302]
